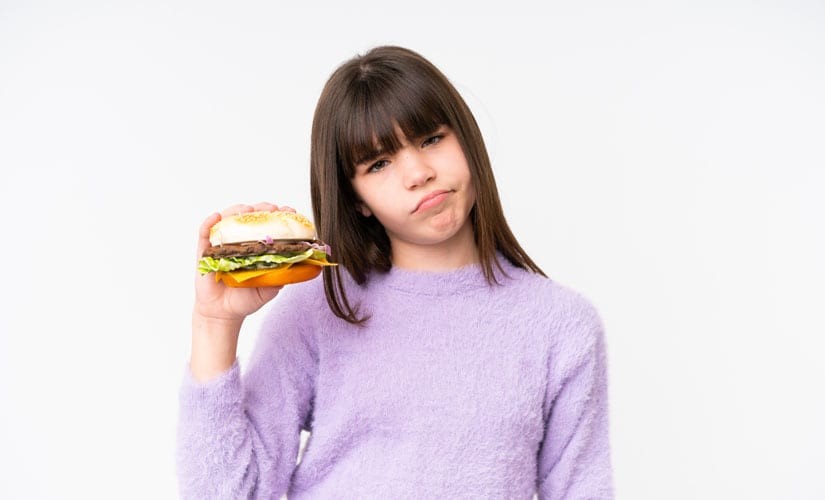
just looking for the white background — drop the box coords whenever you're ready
[1,1,824,498]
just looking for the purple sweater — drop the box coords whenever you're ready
[178,257,613,498]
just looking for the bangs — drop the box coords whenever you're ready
[338,76,450,176]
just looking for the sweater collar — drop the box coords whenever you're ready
[369,253,518,296]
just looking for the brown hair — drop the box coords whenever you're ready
[310,46,545,324]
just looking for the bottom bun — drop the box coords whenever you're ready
[217,264,323,288]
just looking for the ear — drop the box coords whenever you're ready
[357,202,373,217]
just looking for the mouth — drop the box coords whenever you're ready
[412,189,452,214]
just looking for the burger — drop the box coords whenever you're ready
[197,210,335,287]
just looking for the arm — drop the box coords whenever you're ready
[177,289,317,499]
[176,205,315,498]
[536,305,614,499]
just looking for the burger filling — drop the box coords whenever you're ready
[198,240,333,274]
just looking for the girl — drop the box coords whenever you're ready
[178,46,613,498]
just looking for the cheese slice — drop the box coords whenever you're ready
[214,260,336,283]
[215,268,281,283]
[303,258,338,267]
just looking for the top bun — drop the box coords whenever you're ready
[209,210,316,246]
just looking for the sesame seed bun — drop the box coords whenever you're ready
[209,210,316,246]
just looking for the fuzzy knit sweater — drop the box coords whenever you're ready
[177,257,613,499]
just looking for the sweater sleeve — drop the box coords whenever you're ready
[176,284,318,499]
[536,299,614,499]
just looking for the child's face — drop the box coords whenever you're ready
[351,125,476,254]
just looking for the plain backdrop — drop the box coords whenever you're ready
[1,1,824,498]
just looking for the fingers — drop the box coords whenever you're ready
[251,201,279,213]
[249,202,296,213]
[199,212,221,239]
[197,212,221,258]
[219,203,295,216]
[220,204,257,218]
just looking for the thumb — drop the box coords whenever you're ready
[256,286,283,304]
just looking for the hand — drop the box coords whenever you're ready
[189,202,297,381]
[193,202,297,323]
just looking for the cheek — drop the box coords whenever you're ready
[448,149,472,184]
[351,179,377,211]
[455,160,474,196]
[357,187,394,221]
[466,181,477,206]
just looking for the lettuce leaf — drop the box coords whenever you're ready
[198,249,331,274]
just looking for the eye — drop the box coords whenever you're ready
[367,159,389,173]
[421,134,444,147]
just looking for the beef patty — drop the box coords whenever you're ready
[203,240,315,258]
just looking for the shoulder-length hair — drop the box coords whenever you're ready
[310,45,545,324]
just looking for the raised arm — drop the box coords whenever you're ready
[177,204,316,498]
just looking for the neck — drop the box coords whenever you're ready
[389,219,479,271]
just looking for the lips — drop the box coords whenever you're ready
[412,189,452,213]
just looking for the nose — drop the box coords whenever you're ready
[400,149,435,189]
